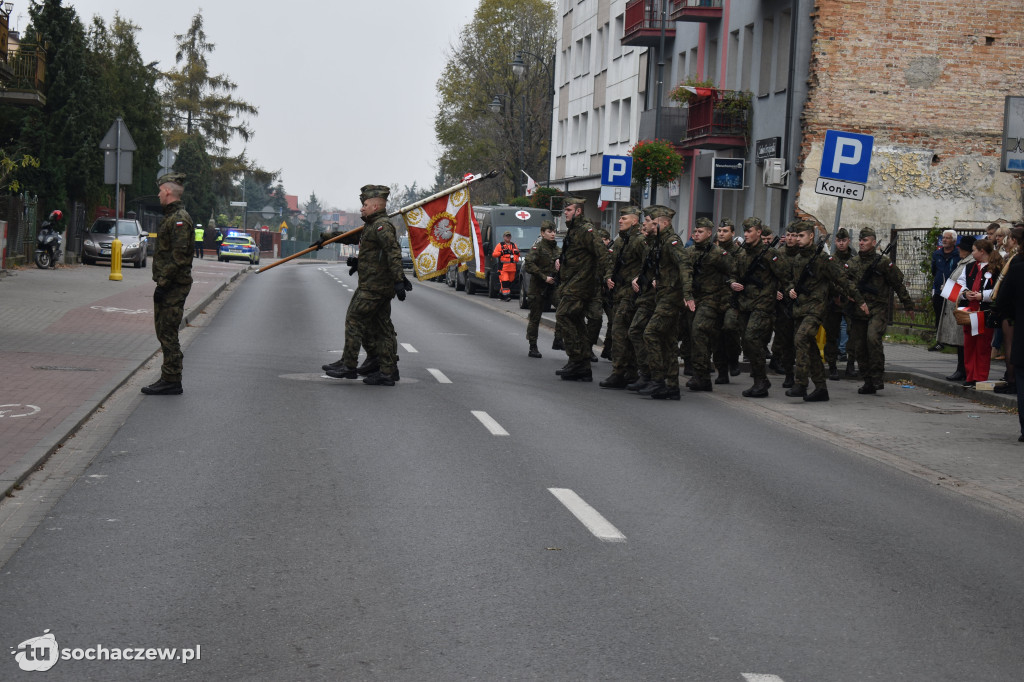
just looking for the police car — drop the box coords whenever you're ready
[218,232,260,264]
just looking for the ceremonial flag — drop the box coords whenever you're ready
[680,85,715,98]
[402,187,480,281]
[940,278,963,303]
[523,171,538,197]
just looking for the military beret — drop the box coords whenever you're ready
[719,217,735,227]
[696,217,715,228]
[859,227,877,239]
[157,171,186,187]
[359,184,391,202]
[742,216,762,228]
[620,205,642,216]
[564,195,586,206]
[836,227,850,239]
[540,220,557,231]
[645,205,675,219]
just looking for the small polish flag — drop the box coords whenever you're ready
[598,200,609,211]
[968,309,985,336]
[940,278,963,302]
[680,86,716,98]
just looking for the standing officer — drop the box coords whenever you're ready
[847,227,915,394]
[686,217,736,391]
[600,206,644,388]
[784,220,867,402]
[523,220,560,358]
[554,197,613,382]
[142,172,194,395]
[729,217,790,397]
[492,230,520,302]
[194,223,205,259]
[639,206,691,400]
[315,184,407,386]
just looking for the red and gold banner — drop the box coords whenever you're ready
[402,188,481,281]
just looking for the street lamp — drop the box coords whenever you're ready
[511,51,555,187]
[489,92,526,198]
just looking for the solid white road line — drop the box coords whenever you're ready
[401,343,418,353]
[427,368,452,384]
[471,411,508,436]
[742,675,786,682]
[547,488,626,542]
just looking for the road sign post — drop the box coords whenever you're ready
[817,130,874,245]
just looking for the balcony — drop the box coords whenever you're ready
[622,0,675,48]
[638,107,689,148]
[678,89,750,150]
[0,47,46,105]
[669,0,724,22]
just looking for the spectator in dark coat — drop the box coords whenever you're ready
[929,229,960,350]
[995,250,1024,441]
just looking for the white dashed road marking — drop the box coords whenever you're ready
[471,411,508,436]
[547,488,626,542]
[427,368,452,384]
[401,343,418,353]
[742,675,787,682]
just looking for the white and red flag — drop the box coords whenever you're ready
[680,85,715,98]
[962,308,985,336]
[402,187,481,281]
[523,171,538,197]
[941,278,963,303]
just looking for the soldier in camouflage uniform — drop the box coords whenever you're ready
[554,197,613,381]
[770,224,800,387]
[783,220,868,402]
[600,206,645,388]
[626,214,659,391]
[846,226,915,394]
[638,206,691,400]
[587,225,613,362]
[823,227,856,380]
[686,217,737,391]
[318,185,408,386]
[728,217,790,397]
[142,172,194,395]
[524,220,560,358]
[714,218,744,382]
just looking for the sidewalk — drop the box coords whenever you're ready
[0,257,251,496]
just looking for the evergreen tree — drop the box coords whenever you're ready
[173,133,215,226]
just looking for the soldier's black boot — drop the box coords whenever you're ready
[782,373,795,388]
[626,374,650,392]
[857,379,877,394]
[528,344,542,358]
[552,337,565,351]
[874,380,884,390]
[560,362,593,382]
[742,381,769,398]
[589,351,600,363]
[845,360,859,379]
[785,383,807,398]
[600,344,612,360]
[768,358,783,374]
[326,365,358,379]
[688,377,713,392]
[804,386,830,402]
[651,384,681,400]
[141,379,183,395]
[555,361,575,375]
[599,373,629,389]
[638,379,665,396]
[714,365,730,384]
[356,355,380,376]
[729,359,741,376]
[322,358,345,372]
[363,370,396,386]
[828,362,840,381]
[682,363,693,376]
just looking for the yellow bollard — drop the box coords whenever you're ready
[109,237,123,281]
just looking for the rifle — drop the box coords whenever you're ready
[632,235,661,304]
[611,232,631,284]
[731,236,780,308]
[257,169,499,273]
[856,241,896,296]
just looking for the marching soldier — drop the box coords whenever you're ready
[686,217,737,392]
[142,172,194,395]
[587,225,613,362]
[626,213,660,392]
[770,224,800,387]
[846,227,915,394]
[729,217,791,397]
[554,197,613,381]
[824,227,856,380]
[638,206,691,400]
[524,220,560,358]
[715,218,744,382]
[600,206,645,388]
[784,220,868,402]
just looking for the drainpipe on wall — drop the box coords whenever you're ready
[780,0,800,230]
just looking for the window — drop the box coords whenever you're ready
[562,47,571,82]
[609,100,620,144]
[579,112,588,152]
[575,39,584,77]
[583,35,592,76]
[571,115,580,152]
[689,47,698,78]
[741,24,754,92]
[612,14,624,60]
[596,26,606,71]
[727,30,739,90]
[676,51,687,87]
[776,10,792,93]
[707,38,718,84]
[557,120,566,156]
[593,106,604,150]
[759,17,774,96]
[620,97,631,142]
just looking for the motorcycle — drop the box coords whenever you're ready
[34,210,64,269]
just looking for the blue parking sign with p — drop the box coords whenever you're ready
[602,155,633,187]
[820,130,874,184]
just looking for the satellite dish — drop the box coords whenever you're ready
[260,205,276,220]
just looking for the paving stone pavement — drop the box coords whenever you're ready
[0,257,251,495]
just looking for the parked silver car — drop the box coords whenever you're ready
[81,218,147,268]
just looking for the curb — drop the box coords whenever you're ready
[884,368,1017,411]
[1,267,251,499]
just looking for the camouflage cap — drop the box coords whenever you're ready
[620,205,643,216]
[859,227,877,239]
[695,217,715,229]
[157,171,186,187]
[742,216,763,229]
[788,219,816,234]
[359,184,391,202]
[836,227,850,239]
[719,217,735,228]
[564,195,586,206]
[761,226,774,238]
[645,205,676,219]
[540,219,557,231]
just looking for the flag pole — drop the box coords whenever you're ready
[257,170,498,273]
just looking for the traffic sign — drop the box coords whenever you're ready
[815,176,865,201]
[820,130,873,183]
[601,155,632,187]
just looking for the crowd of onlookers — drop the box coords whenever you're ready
[930,221,1024,441]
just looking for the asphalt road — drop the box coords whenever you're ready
[2,263,1023,681]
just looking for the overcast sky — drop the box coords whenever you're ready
[59,1,480,210]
